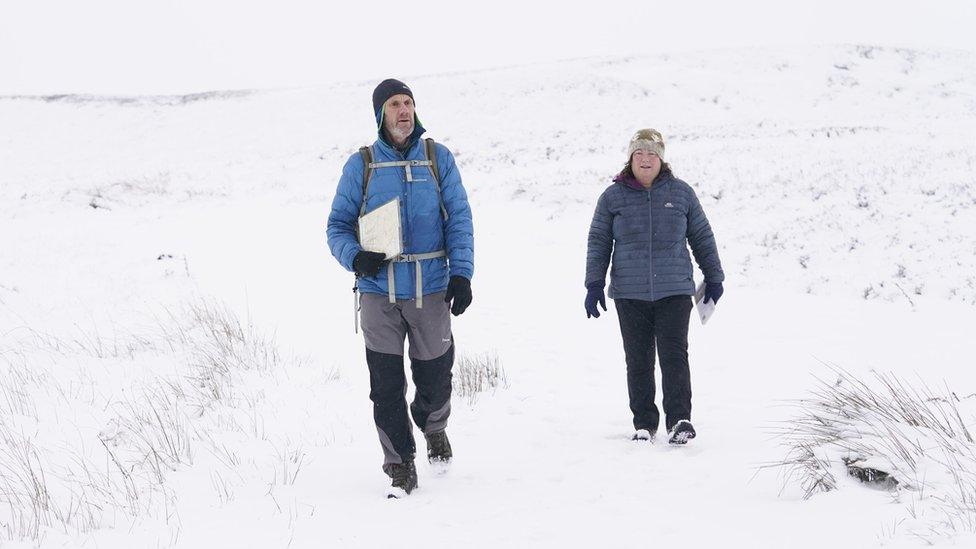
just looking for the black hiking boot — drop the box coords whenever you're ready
[668,420,697,445]
[383,460,417,498]
[425,430,453,465]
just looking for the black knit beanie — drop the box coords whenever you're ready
[372,78,414,117]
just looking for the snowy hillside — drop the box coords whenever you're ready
[1,45,976,547]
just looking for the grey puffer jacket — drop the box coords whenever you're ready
[585,168,724,301]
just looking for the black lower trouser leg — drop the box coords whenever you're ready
[409,344,454,434]
[366,348,415,465]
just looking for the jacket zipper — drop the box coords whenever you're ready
[647,189,653,297]
[400,147,411,297]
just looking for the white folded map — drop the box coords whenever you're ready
[358,198,402,259]
[694,282,716,325]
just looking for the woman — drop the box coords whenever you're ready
[584,129,724,445]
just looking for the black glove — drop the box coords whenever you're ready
[703,282,724,305]
[444,276,472,316]
[584,285,607,318]
[353,251,387,278]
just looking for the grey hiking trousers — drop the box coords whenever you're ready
[360,291,454,466]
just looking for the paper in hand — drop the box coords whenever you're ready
[694,282,716,325]
[358,198,403,259]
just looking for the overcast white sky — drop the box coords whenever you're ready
[1,0,975,95]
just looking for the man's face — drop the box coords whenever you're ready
[382,94,415,145]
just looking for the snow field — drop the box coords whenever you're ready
[1,44,976,546]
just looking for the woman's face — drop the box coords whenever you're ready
[631,149,662,185]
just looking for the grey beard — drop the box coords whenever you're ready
[387,124,413,145]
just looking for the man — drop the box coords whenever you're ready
[327,78,474,498]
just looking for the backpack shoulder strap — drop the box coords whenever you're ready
[358,145,373,218]
[424,138,440,184]
[423,138,449,221]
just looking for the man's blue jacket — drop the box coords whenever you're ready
[327,122,474,298]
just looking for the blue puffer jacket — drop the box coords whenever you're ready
[327,122,474,298]
[585,168,723,301]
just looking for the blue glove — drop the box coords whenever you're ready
[703,282,724,305]
[585,285,607,318]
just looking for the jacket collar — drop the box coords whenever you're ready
[614,165,673,191]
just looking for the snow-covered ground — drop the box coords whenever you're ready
[2,45,976,547]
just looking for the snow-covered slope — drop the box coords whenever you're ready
[1,45,975,547]
[4,45,974,307]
